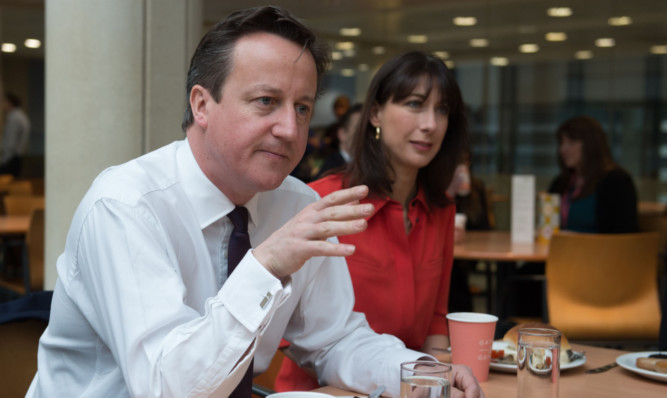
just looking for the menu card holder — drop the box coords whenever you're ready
[511,175,535,243]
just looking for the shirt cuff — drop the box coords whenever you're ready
[219,250,291,333]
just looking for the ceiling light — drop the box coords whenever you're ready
[453,16,477,26]
[433,51,450,59]
[1,43,17,53]
[545,32,567,42]
[547,7,572,17]
[490,57,509,66]
[608,16,632,26]
[445,60,455,69]
[575,50,593,59]
[595,38,615,47]
[650,45,667,55]
[343,49,355,57]
[519,43,539,53]
[469,38,489,48]
[24,38,41,49]
[340,68,355,77]
[335,41,355,50]
[372,46,386,55]
[358,64,369,72]
[407,35,428,44]
[331,51,343,60]
[339,27,361,37]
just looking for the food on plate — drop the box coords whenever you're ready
[495,322,574,365]
[636,357,667,374]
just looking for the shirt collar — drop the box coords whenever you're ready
[177,139,259,229]
[363,184,431,220]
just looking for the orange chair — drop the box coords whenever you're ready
[3,195,45,216]
[546,232,661,344]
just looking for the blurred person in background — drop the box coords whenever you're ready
[314,103,362,179]
[276,50,469,392]
[548,115,638,233]
[0,93,30,177]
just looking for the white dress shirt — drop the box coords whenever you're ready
[27,139,423,398]
[1,107,30,163]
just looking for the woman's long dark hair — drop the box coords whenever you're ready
[344,51,468,208]
[555,115,616,197]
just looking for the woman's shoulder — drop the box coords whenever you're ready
[308,173,345,196]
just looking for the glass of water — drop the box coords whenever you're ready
[400,361,451,398]
[517,328,561,398]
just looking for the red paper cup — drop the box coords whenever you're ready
[446,312,498,382]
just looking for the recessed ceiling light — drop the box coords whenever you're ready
[595,38,615,47]
[490,57,509,66]
[1,43,17,53]
[358,64,369,71]
[24,38,41,49]
[445,60,455,69]
[575,50,593,59]
[372,46,386,55]
[341,68,355,77]
[519,43,539,53]
[339,27,361,37]
[335,41,354,50]
[608,16,632,26]
[433,51,450,59]
[547,7,572,17]
[545,32,567,42]
[407,35,428,44]
[650,45,667,55]
[469,38,489,48]
[331,51,343,60]
[343,49,355,57]
[453,16,477,26]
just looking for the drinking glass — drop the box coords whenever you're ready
[517,328,561,398]
[400,361,451,398]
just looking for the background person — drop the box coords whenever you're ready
[27,7,481,398]
[276,50,468,392]
[548,115,638,233]
[0,93,30,177]
[314,103,362,179]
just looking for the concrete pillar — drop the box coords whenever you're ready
[44,0,202,289]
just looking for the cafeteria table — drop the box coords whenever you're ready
[453,231,549,315]
[316,344,666,397]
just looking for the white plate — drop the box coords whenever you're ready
[489,341,586,373]
[616,352,667,383]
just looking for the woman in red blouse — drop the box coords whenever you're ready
[274,51,468,391]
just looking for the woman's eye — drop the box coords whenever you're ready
[406,100,422,108]
[439,105,450,115]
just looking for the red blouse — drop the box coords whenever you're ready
[274,173,455,391]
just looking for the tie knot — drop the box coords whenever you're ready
[228,206,249,233]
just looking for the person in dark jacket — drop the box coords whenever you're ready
[548,115,638,233]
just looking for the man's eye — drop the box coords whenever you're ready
[296,104,310,115]
[257,97,273,106]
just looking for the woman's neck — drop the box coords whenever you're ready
[391,168,418,208]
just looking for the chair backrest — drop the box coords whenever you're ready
[6,180,33,196]
[546,232,661,342]
[3,195,45,216]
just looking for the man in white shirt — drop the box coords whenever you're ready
[0,93,30,177]
[28,6,482,398]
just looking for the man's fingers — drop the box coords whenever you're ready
[307,219,368,240]
[313,185,369,210]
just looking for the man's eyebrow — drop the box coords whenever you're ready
[251,84,315,104]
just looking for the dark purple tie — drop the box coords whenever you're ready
[227,206,253,398]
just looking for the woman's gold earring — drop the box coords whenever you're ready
[375,126,381,140]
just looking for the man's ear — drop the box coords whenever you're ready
[190,85,210,130]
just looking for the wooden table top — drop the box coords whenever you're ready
[0,215,30,235]
[453,230,549,262]
[316,344,666,397]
